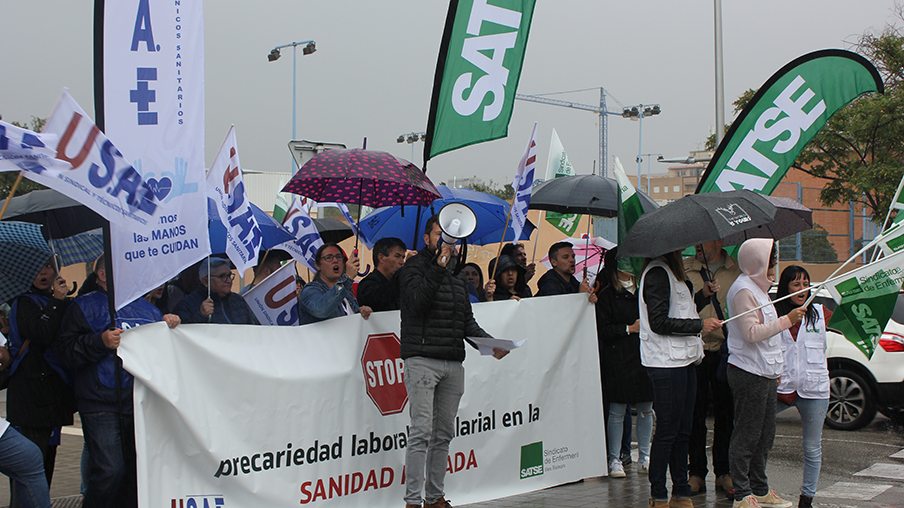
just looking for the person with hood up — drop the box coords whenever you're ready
[725,239,806,508]
[485,255,531,301]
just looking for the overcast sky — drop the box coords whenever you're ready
[1,0,899,191]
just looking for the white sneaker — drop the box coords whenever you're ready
[638,457,650,474]
[609,459,626,478]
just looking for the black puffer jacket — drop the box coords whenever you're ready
[596,284,653,403]
[399,247,490,361]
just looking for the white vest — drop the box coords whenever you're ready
[778,304,829,399]
[726,274,783,378]
[638,259,704,368]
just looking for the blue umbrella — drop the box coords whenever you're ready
[358,186,537,250]
[0,221,54,304]
[207,200,296,255]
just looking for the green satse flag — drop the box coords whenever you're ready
[826,250,904,359]
[424,0,536,162]
[545,128,580,236]
[697,50,883,195]
[613,157,645,276]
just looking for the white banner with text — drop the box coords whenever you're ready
[120,294,606,508]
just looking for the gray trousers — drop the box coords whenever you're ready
[727,366,778,499]
[403,357,465,505]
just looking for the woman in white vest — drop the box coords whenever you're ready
[774,266,831,508]
[725,239,806,508]
[639,250,722,508]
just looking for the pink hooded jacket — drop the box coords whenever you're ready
[730,238,792,343]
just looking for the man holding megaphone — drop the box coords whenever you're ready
[399,213,509,508]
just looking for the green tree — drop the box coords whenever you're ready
[0,116,48,200]
[705,89,758,151]
[466,180,514,201]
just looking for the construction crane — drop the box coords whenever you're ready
[515,87,625,178]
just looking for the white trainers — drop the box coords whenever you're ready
[754,490,792,508]
[638,457,650,474]
[609,459,626,478]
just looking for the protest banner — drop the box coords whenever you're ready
[101,0,209,309]
[25,90,160,230]
[510,122,537,244]
[244,261,299,326]
[544,129,580,236]
[207,126,262,273]
[120,294,605,507]
[276,196,324,272]
[424,0,537,163]
[0,121,70,174]
[696,50,883,195]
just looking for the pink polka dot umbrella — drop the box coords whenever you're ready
[281,149,440,208]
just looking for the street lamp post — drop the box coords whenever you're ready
[638,153,661,194]
[622,104,661,192]
[396,131,426,165]
[268,39,317,172]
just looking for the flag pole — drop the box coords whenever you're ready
[531,210,543,264]
[871,173,904,262]
[490,211,513,281]
[0,172,24,221]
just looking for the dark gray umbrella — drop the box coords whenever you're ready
[0,189,105,239]
[528,174,659,216]
[618,190,777,259]
[720,196,813,246]
[313,217,354,244]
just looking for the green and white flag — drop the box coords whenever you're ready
[826,249,904,359]
[697,50,883,195]
[545,128,580,236]
[424,0,536,163]
[613,157,645,276]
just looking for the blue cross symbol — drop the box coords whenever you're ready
[130,68,158,125]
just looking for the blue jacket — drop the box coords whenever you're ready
[54,291,163,414]
[298,274,359,325]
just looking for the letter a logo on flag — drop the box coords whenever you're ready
[207,126,261,273]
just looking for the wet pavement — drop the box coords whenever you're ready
[1,400,902,508]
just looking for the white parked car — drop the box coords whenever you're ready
[823,292,904,430]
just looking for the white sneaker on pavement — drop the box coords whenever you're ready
[639,457,650,474]
[609,459,626,478]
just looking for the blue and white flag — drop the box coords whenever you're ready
[0,121,71,174]
[511,122,537,244]
[335,203,359,238]
[277,196,324,272]
[25,90,160,229]
[102,0,209,309]
[243,261,299,326]
[207,126,261,274]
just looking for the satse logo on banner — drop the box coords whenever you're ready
[452,1,525,121]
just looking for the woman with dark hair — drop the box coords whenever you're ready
[639,250,722,508]
[596,247,654,478]
[459,262,485,302]
[725,239,806,508]
[773,265,831,508]
[298,244,372,325]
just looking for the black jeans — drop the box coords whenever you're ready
[689,350,733,479]
[647,365,696,501]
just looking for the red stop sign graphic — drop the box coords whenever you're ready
[361,333,408,415]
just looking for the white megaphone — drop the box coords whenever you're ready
[437,202,478,245]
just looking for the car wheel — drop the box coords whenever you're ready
[826,369,877,431]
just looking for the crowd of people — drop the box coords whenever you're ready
[0,218,828,508]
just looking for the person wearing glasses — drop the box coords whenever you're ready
[299,244,372,325]
[173,257,259,324]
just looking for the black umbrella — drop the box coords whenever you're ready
[618,190,777,259]
[0,189,105,239]
[720,196,813,246]
[313,217,354,244]
[528,174,659,216]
